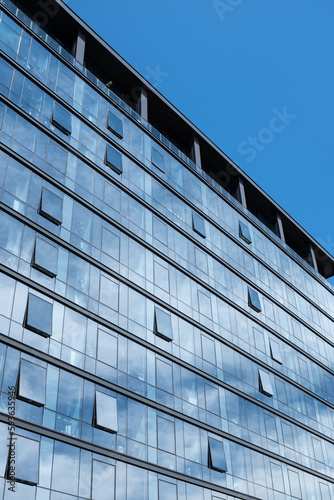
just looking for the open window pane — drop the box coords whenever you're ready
[105,144,123,174]
[192,212,206,238]
[270,339,282,364]
[39,188,63,225]
[248,287,261,312]
[25,294,52,337]
[259,369,274,397]
[208,437,227,473]
[154,307,173,342]
[51,102,72,135]
[18,359,46,406]
[239,221,251,244]
[94,391,118,433]
[152,147,165,172]
[6,435,39,485]
[31,237,58,277]
[107,110,123,138]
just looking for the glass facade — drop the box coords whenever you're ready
[0,2,333,499]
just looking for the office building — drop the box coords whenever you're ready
[0,0,333,498]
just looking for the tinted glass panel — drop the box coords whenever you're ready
[92,460,115,500]
[270,339,282,364]
[154,308,173,342]
[259,369,274,397]
[39,188,63,225]
[105,144,123,174]
[107,111,123,138]
[208,437,227,473]
[25,294,52,337]
[192,212,206,238]
[239,221,252,244]
[7,436,39,485]
[152,147,165,172]
[94,391,118,433]
[18,359,46,406]
[32,237,58,277]
[158,480,177,500]
[248,287,262,312]
[51,102,72,135]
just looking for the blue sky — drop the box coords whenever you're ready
[66,0,334,270]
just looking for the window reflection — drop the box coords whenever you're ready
[92,460,115,500]
[51,102,72,135]
[18,359,46,406]
[39,187,63,225]
[31,237,58,277]
[6,435,40,485]
[24,293,52,337]
[94,391,118,433]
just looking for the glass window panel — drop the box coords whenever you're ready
[4,159,31,202]
[239,221,252,244]
[248,287,262,312]
[288,469,301,498]
[204,384,220,415]
[97,329,118,367]
[270,462,285,493]
[157,417,175,454]
[57,371,83,420]
[107,110,123,138]
[192,212,206,238]
[39,188,63,225]
[154,308,173,342]
[127,399,147,442]
[92,460,115,500]
[102,228,120,261]
[156,359,173,394]
[105,144,123,174]
[25,294,52,337]
[52,441,79,495]
[208,437,227,473]
[158,480,177,500]
[32,237,58,277]
[51,102,72,135]
[18,359,46,406]
[259,369,274,397]
[99,275,119,309]
[201,335,216,364]
[152,147,165,172]
[6,436,39,485]
[94,391,118,433]
[269,339,282,364]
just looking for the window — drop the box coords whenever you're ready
[31,237,58,277]
[259,369,274,397]
[92,460,115,500]
[192,212,206,238]
[154,307,173,342]
[51,102,72,135]
[17,359,46,406]
[24,294,52,337]
[270,339,282,364]
[152,147,165,172]
[105,144,123,174]
[208,437,227,473]
[107,110,123,138]
[248,287,262,312]
[6,435,39,485]
[38,188,63,225]
[93,391,118,433]
[239,221,252,244]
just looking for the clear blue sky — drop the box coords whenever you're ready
[66,0,334,276]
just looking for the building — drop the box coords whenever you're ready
[0,0,333,498]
